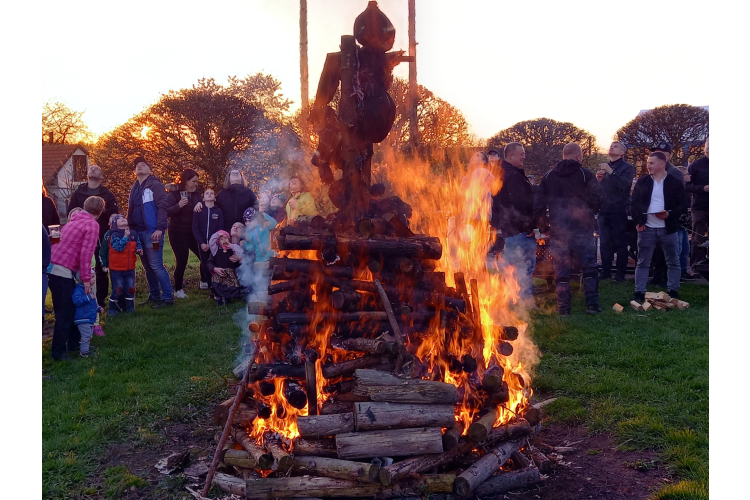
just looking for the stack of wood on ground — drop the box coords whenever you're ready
[209,216,545,498]
[614,292,690,313]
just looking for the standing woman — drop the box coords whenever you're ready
[42,183,60,232]
[166,168,203,298]
[216,169,258,232]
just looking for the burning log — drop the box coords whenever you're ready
[256,402,272,420]
[322,354,390,379]
[297,413,355,438]
[352,369,458,404]
[358,217,392,238]
[383,212,414,238]
[522,407,542,426]
[499,326,519,341]
[222,449,256,469]
[335,427,444,459]
[278,234,442,260]
[453,438,525,496]
[268,277,310,296]
[276,312,388,325]
[323,379,355,395]
[259,381,276,396]
[292,456,379,483]
[353,402,456,431]
[466,408,498,443]
[486,420,532,444]
[441,422,463,451]
[251,363,306,381]
[454,273,474,320]
[470,278,482,337]
[230,426,273,470]
[330,337,386,354]
[499,341,514,357]
[305,361,318,416]
[461,354,478,373]
[283,380,308,410]
[374,279,406,372]
[474,466,542,497]
[269,257,354,280]
[267,439,293,473]
[294,438,338,458]
[481,365,504,392]
[330,289,363,311]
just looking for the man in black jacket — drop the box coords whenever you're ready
[630,152,687,301]
[67,165,119,307]
[686,137,709,265]
[491,142,536,307]
[534,143,604,315]
[596,142,635,282]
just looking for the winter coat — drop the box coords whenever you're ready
[66,183,119,240]
[127,174,169,233]
[243,213,278,263]
[216,184,258,232]
[43,195,60,232]
[193,204,225,246]
[490,160,535,236]
[165,185,203,234]
[285,192,318,223]
[666,163,685,185]
[72,282,99,324]
[599,158,635,214]
[207,246,241,273]
[630,174,687,235]
[49,210,99,283]
[99,230,142,271]
[533,159,603,235]
[686,156,709,211]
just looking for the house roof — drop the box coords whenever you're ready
[42,144,89,183]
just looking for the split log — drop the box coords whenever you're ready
[453,439,525,496]
[283,380,308,410]
[269,257,354,279]
[374,279,406,372]
[474,466,542,496]
[305,361,318,416]
[482,365,504,392]
[230,426,273,470]
[470,279,482,337]
[453,273,474,320]
[353,402,456,431]
[267,440,293,473]
[353,369,458,404]
[529,448,553,474]
[675,300,690,310]
[294,438,338,458]
[642,300,652,312]
[442,422,463,451]
[322,354,389,379]
[467,408,498,443]
[213,472,246,496]
[645,291,670,301]
[297,413,355,438]
[276,312,388,325]
[612,303,625,312]
[335,427,444,459]
[330,337,386,354]
[292,456,379,483]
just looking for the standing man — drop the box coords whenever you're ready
[67,165,119,308]
[126,157,174,308]
[596,142,635,282]
[686,136,709,265]
[630,152,686,302]
[490,142,537,308]
[534,143,604,316]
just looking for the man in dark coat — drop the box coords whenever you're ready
[630,152,687,301]
[596,141,635,282]
[534,143,604,316]
[66,165,119,307]
[686,137,709,265]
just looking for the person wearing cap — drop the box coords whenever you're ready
[686,136,709,267]
[66,165,120,308]
[630,152,687,302]
[596,141,635,282]
[126,156,174,308]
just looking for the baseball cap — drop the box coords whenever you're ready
[650,141,673,152]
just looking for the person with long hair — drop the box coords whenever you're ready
[166,168,203,298]
[42,183,60,232]
[215,169,258,232]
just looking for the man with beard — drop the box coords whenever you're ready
[66,165,119,308]
[534,143,604,316]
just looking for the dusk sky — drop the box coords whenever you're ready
[41,0,708,148]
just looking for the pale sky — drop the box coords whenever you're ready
[41,0,709,148]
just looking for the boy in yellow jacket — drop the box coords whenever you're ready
[285,177,318,224]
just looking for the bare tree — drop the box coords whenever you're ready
[42,101,94,144]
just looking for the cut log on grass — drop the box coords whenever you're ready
[474,466,542,496]
[612,303,624,312]
[213,472,246,496]
[645,291,670,301]
[353,402,455,431]
[335,427,444,459]
[222,449,256,469]
[467,409,498,443]
[230,426,273,470]
[330,337,386,354]
[630,300,644,312]
[294,438,338,458]
[453,439,525,496]
[267,440,293,473]
[292,456,379,483]
[642,301,652,312]
[322,354,389,379]
[297,413,355,438]
[529,448,553,474]
[353,369,458,404]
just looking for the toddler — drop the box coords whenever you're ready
[72,275,104,357]
[100,214,143,315]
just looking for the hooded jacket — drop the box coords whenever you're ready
[490,160,535,236]
[165,184,203,234]
[599,157,635,214]
[630,174,686,234]
[49,210,99,283]
[72,282,99,324]
[66,183,119,240]
[216,183,258,232]
[686,156,709,211]
[127,174,168,233]
[533,159,603,235]
[193,204,225,246]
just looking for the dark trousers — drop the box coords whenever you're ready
[198,247,212,284]
[168,230,201,291]
[550,232,599,312]
[49,274,80,358]
[691,210,709,264]
[598,213,629,277]
[94,241,110,308]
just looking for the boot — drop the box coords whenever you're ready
[125,297,135,313]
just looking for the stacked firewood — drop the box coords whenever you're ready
[616,291,691,313]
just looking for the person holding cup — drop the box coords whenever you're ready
[166,168,203,298]
[126,156,174,308]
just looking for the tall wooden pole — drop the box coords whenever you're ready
[408,0,419,152]
[300,0,310,140]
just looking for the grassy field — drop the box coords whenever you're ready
[42,244,709,499]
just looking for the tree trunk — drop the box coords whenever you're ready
[294,438,338,458]
[292,456,379,483]
[322,354,389,379]
[297,413,355,438]
[330,337,386,354]
[474,466,541,496]
[353,402,455,431]
[230,426,273,470]
[335,427,443,459]
[453,439,525,496]
[267,440,293,473]
[353,369,458,404]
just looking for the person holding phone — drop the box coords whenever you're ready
[166,168,203,298]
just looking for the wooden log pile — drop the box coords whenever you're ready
[629,291,691,312]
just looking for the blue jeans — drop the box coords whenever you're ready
[501,233,537,300]
[137,230,173,301]
[676,228,689,273]
[109,269,136,313]
[635,227,680,292]
[550,232,599,311]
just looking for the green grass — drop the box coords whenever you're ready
[531,278,708,499]
[42,241,241,499]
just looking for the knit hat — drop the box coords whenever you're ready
[109,214,126,239]
[243,207,257,222]
[209,230,231,256]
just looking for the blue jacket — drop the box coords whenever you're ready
[72,283,99,324]
[127,175,168,233]
[242,213,278,263]
[193,204,225,246]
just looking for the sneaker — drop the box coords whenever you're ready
[174,289,188,299]
[93,326,105,337]
[633,291,646,303]
[681,272,696,281]
[152,299,175,309]
[667,290,679,300]
[586,305,603,315]
[139,296,160,306]
[199,281,209,290]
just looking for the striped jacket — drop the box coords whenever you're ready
[49,211,99,282]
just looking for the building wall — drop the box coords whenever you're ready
[52,148,88,218]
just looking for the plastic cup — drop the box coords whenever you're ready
[152,241,159,250]
[48,225,61,244]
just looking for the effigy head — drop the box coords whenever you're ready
[354,1,395,52]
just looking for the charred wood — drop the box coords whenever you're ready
[453,438,525,496]
[294,438,338,458]
[474,466,541,496]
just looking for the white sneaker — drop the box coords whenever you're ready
[174,289,188,299]
[199,282,209,290]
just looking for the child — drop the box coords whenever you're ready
[285,177,318,225]
[192,188,224,290]
[100,214,143,316]
[72,274,105,358]
[242,207,277,263]
[207,230,249,306]
[267,193,287,224]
